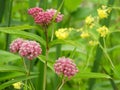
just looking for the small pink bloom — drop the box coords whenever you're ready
[28,7,43,17]
[54,57,78,79]
[19,41,42,60]
[10,38,24,53]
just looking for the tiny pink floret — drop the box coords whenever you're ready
[10,38,24,53]
[19,41,42,60]
[54,57,78,79]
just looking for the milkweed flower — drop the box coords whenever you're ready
[55,28,69,39]
[80,32,90,38]
[28,7,63,26]
[10,38,25,53]
[54,57,78,79]
[97,26,109,37]
[97,5,111,19]
[19,41,42,60]
[12,82,22,89]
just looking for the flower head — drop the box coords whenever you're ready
[85,15,94,25]
[55,28,69,39]
[34,11,52,25]
[97,5,111,19]
[13,82,22,89]
[97,26,109,37]
[54,57,78,79]
[19,41,42,60]
[10,38,25,53]
[28,7,63,26]
[80,32,90,38]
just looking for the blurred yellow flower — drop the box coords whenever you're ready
[80,32,90,38]
[13,82,22,89]
[89,40,98,46]
[97,26,109,37]
[85,15,94,25]
[55,28,69,39]
[97,5,111,19]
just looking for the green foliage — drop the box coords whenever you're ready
[64,0,82,12]
[0,0,120,90]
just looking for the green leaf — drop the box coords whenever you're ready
[0,50,21,64]
[73,72,111,79]
[0,74,37,90]
[0,29,46,47]
[49,45,86,55]
[64,0,82,12]
[107,45,120,52]
[0,25,36,31]
[0,72,24,81]
[49,39,82,49]
[0,65,25,72]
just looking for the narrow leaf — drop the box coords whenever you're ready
[0,29,46,46]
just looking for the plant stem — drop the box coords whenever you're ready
[22,58,28,74]
[57,78,65,90]
[83,47,94,71]
[43,25,49,90]
[99,41,115,69]
[22,58,34,90]
[5,0,13,50]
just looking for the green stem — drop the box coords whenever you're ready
[28,60,32,76]
[5,0,13,50]
[57,78,65,90]
[83,47,94,71]
[99,39,115,70]
[22,58,34,90]
[43,25,49,90]
[22,58,28,74]
[50,0,64,41]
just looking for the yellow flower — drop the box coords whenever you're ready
[97,26,109,37]
[13,82,22,89]
[80,32,90,38]
[97,5,111,19]
[97,9,108,19]
[85,15,94,25]
[89,40,98,46]
[55,28,69,39]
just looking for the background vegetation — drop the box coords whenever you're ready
[0,0,120,90]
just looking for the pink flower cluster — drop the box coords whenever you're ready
[28,7,63,26]
[10,38,42,60]
[54,57,78,79]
